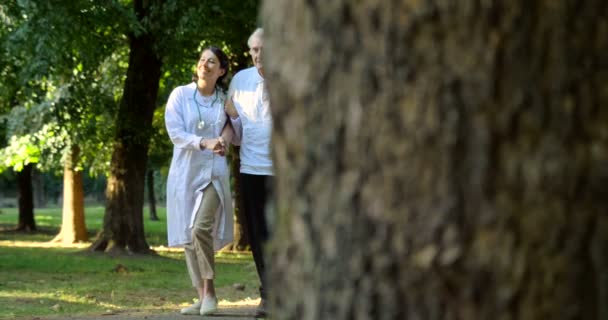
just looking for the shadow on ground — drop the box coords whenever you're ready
[20,306,261,320]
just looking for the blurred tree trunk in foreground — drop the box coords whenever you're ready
[16,163,35,231]
[263,1,608,319]
[52,145,87,244]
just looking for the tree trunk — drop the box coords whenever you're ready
[16,163,35,231]
[52,145,87,244]
[263,1,608,319]
[222,145,250,251]
[147,169,159,221]
[220,51,251,252]
[31,168,46,208]
[90,0,162,254]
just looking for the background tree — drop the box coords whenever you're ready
[0,0,123,239]
[221,43,254,252]
[0,1,37,231]
[89,0,163,253]
[145,169,159,221]
[15,163,35,231]
[52,146,86,243]
[263,1,608,319]
[146,107,173,221]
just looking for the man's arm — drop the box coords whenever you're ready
[224,96,242,145]
[224,94,239,119]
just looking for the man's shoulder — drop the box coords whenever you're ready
[232,67,258,82]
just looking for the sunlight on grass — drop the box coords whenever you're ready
[0,240,90,248]
[219,297,261,308]
[0,205,260,319]
[0,246,259,318]
[0,290,123,310]
[32,215,56,221]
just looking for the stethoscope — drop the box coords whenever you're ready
[193,88,222,130]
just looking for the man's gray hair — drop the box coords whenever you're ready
[247,28,264,48]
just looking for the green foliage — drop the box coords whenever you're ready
[0,0,131,175]
[0,134,39,172]
[151,0,258,70]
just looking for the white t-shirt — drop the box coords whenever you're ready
[228,67,273,176]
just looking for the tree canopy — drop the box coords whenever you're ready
[1,0,258,176]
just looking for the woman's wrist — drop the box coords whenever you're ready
[199,138,207,150]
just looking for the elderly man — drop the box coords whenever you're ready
[225,28,272,318]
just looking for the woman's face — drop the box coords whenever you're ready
[197,50,225,84]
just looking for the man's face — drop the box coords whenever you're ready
[249,37,263,71]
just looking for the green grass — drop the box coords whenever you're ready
[0,206,259,319]
[0,206,168,246]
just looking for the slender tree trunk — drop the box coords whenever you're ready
[229,51,251,251]
[52,145,87,244]
[147,169,159,221]
[263,1,608,319]
[220,52,251,252]
[16,163,35,231]
[222,145,249,251]
[31,168,46,208]
[90,0,162,254]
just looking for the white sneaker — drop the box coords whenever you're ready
[200,296,218,315]
[180,300,201,315]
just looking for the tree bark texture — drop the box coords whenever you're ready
[53,145,87,244]
[16,163,35,231]
[90,0,162,254]
[146,169,159,221]
[263,1,608,319]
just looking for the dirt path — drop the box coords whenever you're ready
[27,306,260,320]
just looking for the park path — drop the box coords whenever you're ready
[27,306,260,320]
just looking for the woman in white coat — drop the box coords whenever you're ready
[164,46,234,316]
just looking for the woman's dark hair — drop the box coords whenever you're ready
[192,46,230,92]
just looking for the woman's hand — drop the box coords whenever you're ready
[201,137,227,156]
[214,136,227,156]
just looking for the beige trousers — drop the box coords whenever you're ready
[184,184,219,287]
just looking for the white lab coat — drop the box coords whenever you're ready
[164,82,233,249]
